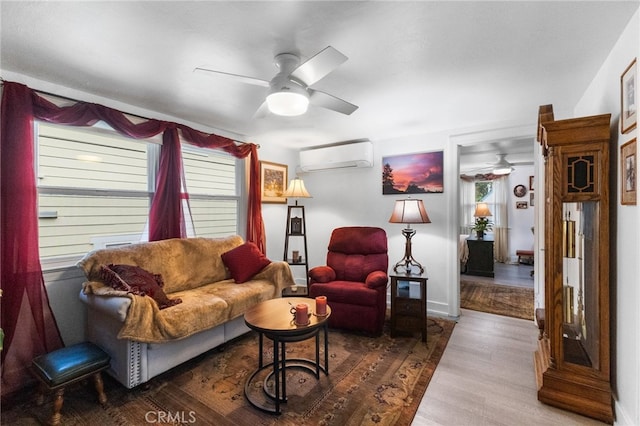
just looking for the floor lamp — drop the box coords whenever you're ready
[283,177,311,280]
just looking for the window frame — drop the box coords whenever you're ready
[35,122,244,270]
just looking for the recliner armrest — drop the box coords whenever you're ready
[365,271,388,289]
[309,266,336,283]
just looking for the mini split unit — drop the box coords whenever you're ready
[299,141,373,172]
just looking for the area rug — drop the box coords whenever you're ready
[460,279,534,321]
[2,318,454,426]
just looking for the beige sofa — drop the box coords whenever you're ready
[77,236,294,388]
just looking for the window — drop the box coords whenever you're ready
[475,180,494,204]
[182,146,239,238]
[475,180,495,211]
[36,123,240,266]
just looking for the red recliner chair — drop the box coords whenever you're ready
[308,227,388,335]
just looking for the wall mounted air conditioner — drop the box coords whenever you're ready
[299,141,373,172]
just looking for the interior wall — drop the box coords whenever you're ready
[506,165,535,262]
[572,9,639,425]
[277,133,459,318]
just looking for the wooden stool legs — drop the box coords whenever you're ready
[50,388,64,426]
[35,372,108,426]
[93,372,107,405]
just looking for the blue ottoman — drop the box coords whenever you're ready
[31,342,110,426]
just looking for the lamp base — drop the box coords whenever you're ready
[393,228,425,275]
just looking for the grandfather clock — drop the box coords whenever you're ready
[534,105,613,423]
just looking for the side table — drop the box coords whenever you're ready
[466,235,495,277]
[243,297,330,414]
[390,273,428,342]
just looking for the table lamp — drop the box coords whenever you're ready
[473,202,492,239]
[388,198,431,274]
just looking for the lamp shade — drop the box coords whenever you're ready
[388,199,431,224]
[283,178,312,198]
[473,202,492,217]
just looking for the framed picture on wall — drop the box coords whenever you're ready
[260,161,287,204]
[516,201,528,209]
[621,138,637,205]
[513,184,527,198]
[382,150,444,194]
[621,58,637,134]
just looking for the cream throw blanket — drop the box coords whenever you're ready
[79,237,294,343]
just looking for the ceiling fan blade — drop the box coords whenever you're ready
[290,46,348,86]
[194,67,270,88]
[309,89,358,115]
[252,101,270,119]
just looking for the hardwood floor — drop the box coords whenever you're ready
[413,309,606,425]
[463,262,535,288]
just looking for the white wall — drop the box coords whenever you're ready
[507,165,535,262]
[269,132,460,318]
[573,9,639,426]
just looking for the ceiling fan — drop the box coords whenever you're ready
[462,154,532,176]
[195,46,358,117]
[491,154,515,175]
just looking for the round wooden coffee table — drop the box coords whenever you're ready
[243,297,331,414]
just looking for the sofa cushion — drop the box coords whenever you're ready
[100,264,182,310]
[221,242,271,283]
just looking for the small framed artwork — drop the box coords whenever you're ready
[621,58,637,134]
[529,175,534,191]
[290,217,303,234]
[516,201,528,209]
[530,192,535,207]
[260,161,288,204]
[513,184,527,198]
[621,138,637,205]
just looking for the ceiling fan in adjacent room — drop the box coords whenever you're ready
[463,154,531,176]
[195,46,358,117]
[491,154,515,175]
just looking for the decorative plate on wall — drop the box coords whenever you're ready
[513,184,527,198]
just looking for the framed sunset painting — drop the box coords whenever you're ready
[382,150,444,194]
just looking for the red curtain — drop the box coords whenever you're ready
[1,82,65,393]
[177,126,265,252]
[0,81,264,392]
[149,127,187,241]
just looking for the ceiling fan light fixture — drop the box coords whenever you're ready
[492,165,513,175]
[266,91,309,116]
[492,154,513,175]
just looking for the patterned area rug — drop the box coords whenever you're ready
[460,280,534,320]
[3,318,454,426]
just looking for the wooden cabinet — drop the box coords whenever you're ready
[465,236,494,277]
[534,105,613,423]
[390,274,428,342]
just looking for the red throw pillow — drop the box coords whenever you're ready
[221,242,271,283]
[100,264,182,310]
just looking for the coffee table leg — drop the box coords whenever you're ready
[273,335,280,414]
[258,332,263,368]
[324,323,329,375]
[315,332,320,378]
[281,340,286,403]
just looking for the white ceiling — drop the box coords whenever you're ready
[1,1,638,158]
